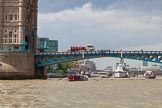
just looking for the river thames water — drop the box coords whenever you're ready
[0,77,162,108]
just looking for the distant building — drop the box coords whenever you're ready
[129,67,140,71]
[48,40,58,52]
[71,61,79,69]
[37,38,49,51]
[37,38,58,52]
[104,66,113,71]
[142,61,148,66]
[78,60,96,72]
[140,65,161,71]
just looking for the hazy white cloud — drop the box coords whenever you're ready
[38,2,162,50]
[39,2,162,29]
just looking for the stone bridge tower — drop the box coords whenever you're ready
[0,0,38,51]
[0,0,42,79]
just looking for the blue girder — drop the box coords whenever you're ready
[35,50,162,67]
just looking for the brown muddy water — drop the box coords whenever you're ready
[0,77,162,108]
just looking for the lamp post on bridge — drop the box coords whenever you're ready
[82,51,85,59]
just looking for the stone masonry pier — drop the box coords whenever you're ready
[0,52,40,79]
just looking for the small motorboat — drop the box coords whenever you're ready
[68,75,88,81]
[67,69,88,81]
[144,71,156,79]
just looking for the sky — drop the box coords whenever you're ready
[38,0,162,69]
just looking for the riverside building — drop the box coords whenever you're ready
[37,38,58,52]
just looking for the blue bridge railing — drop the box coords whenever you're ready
[0,49,31,52]
[35,50,162,67]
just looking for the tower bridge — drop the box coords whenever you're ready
[0,0,162,79]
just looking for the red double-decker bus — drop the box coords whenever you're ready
[70,46,86,51]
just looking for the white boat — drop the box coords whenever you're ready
[113,51,130,78]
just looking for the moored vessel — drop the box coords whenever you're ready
[144,71,156,79]
[113,50,130,78]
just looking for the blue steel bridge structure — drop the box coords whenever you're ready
[35,50,162,67]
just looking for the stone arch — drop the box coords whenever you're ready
[0,62,17,72]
